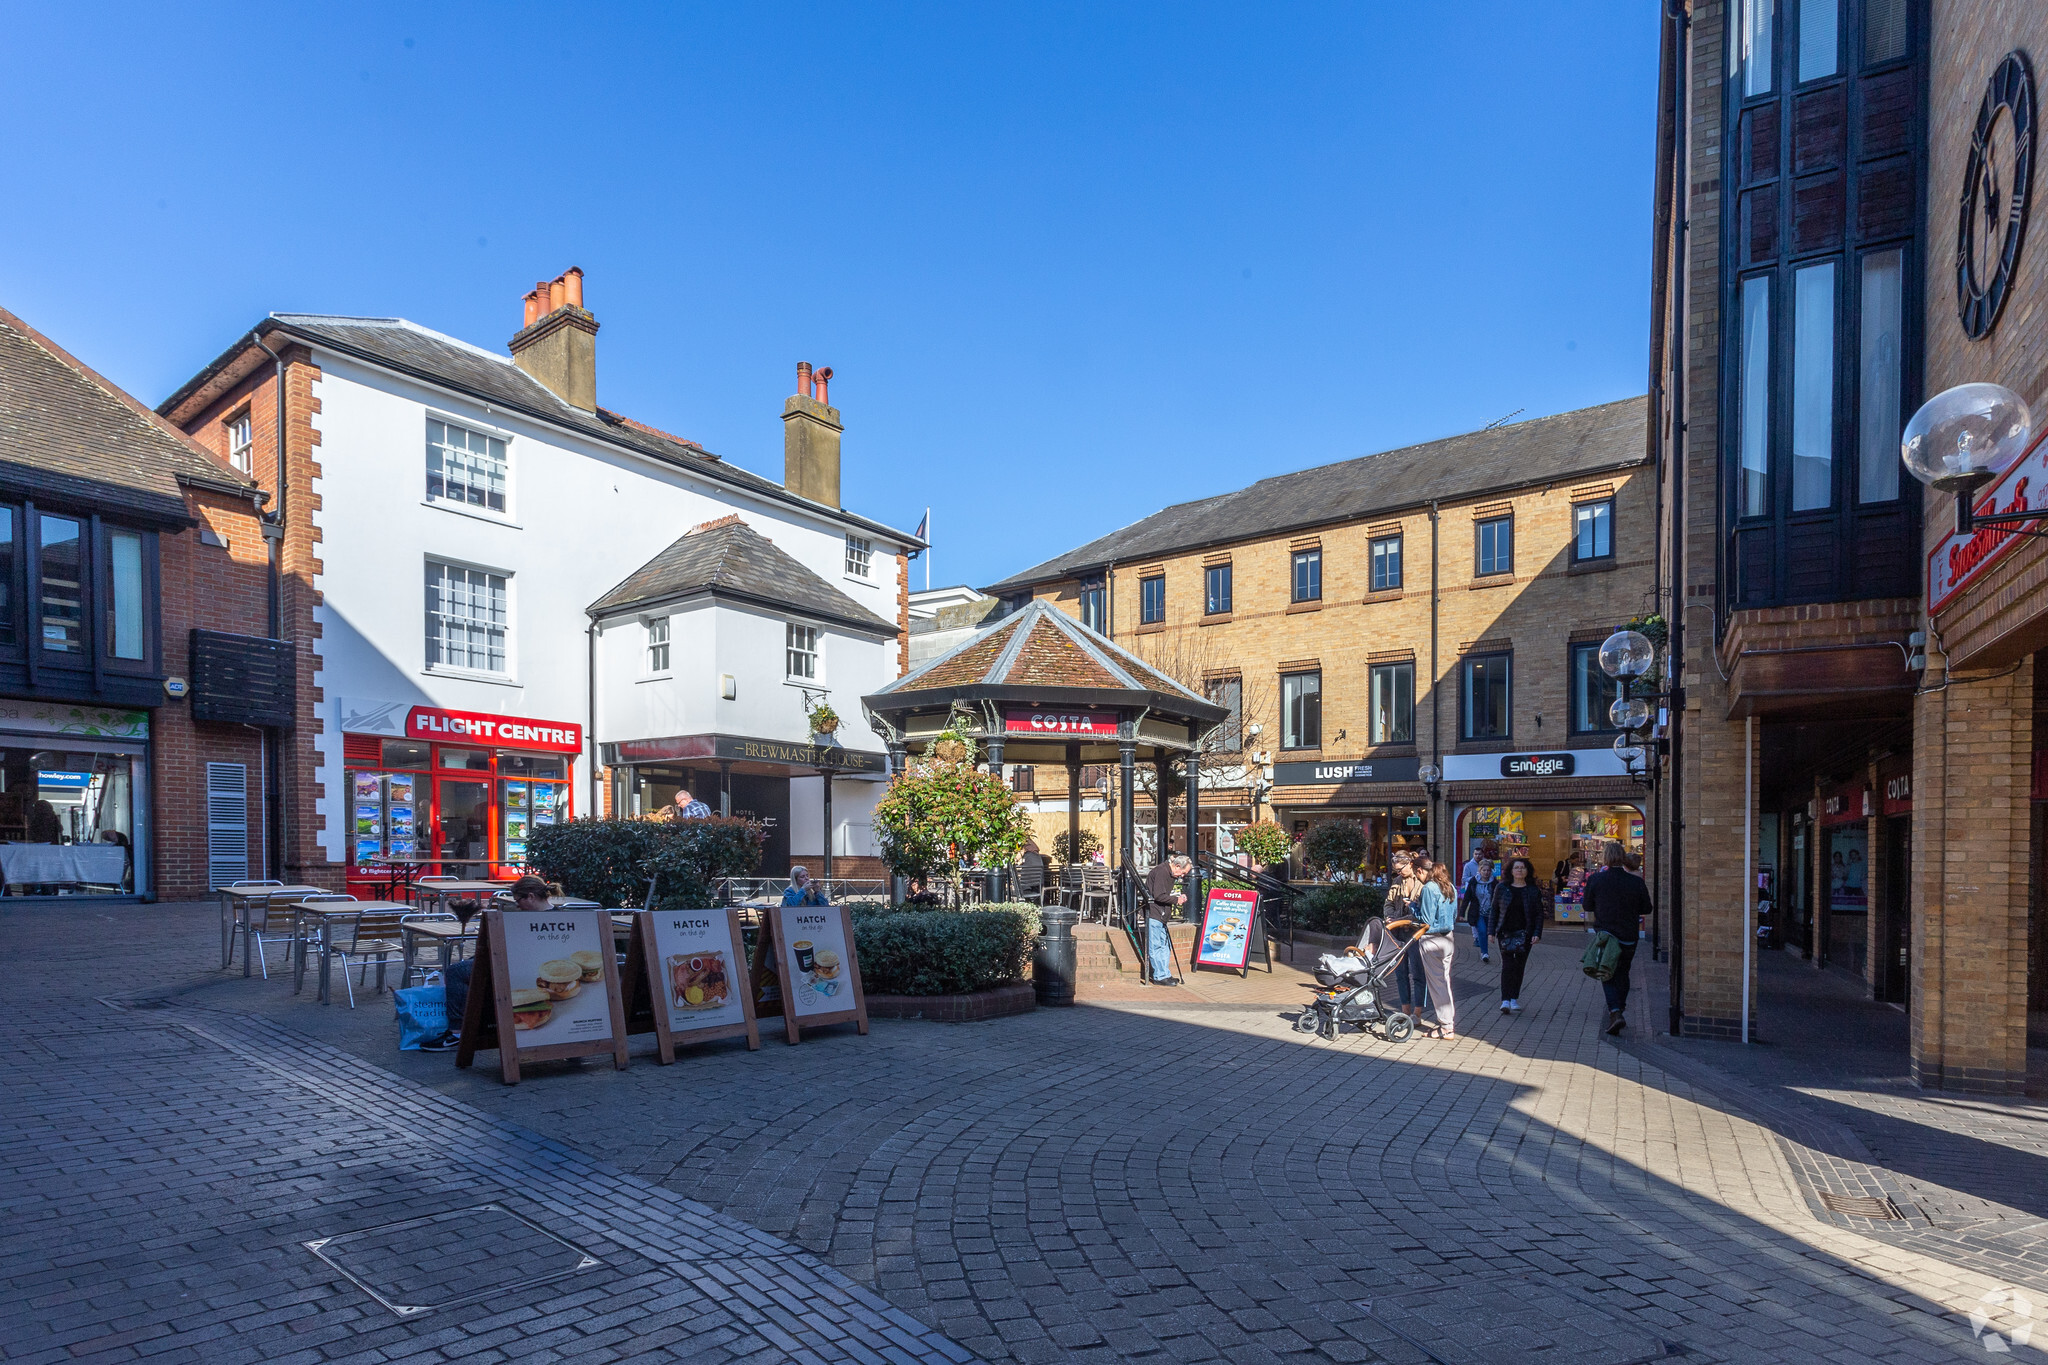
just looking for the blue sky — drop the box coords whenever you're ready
[3,4,1658,591]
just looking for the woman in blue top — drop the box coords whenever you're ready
[782,866,828,906]
[1409,860,1461,1038]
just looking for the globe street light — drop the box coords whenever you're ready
[1609,696,1651,731]
[1598,629,1655,682]
[1900,382,2037,535]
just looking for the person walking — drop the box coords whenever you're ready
[1142,852,1191,986]
[1411,858,1460,1039]
[1385,852,1430,1018]
[1491,856,1545,1014]
[1463,843,1497,962]
[1581,840,1653,1034]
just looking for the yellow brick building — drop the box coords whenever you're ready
[983,399,1657,902]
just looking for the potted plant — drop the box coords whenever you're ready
[807,701,841,736]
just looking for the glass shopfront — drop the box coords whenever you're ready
[1453,803,1645,923]
[344,734,571,889]
[1280,805,1429,882]
[0,702,149,897]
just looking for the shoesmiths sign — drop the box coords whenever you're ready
[1928,430,2048,612]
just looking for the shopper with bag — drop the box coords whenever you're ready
[1491,856,1544,1014]
[1579,841,1652,1034]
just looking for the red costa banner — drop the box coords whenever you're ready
[407,705,583,754]
[1003,708,1120,736]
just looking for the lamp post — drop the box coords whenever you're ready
[1417,762,1441,857]
[1598,628,1661,789]
[1900,383,2040,535]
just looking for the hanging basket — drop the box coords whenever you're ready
[812,715,840,735]
[933,737,968,764]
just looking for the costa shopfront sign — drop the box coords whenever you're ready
[406,705,583,754]
[1927,431,2048,612]
[1003,709,1120,736]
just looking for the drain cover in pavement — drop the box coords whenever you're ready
[1818,1191,1904,1220]
[304,1201,604,1317]
[1362,1277,1680,1365]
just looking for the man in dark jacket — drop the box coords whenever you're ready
[1581,841,1653,1034]
[1142,853,1191,986]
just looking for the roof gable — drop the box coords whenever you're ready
[587,517,896,635]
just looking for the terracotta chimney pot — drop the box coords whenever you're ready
[814,366,832,405]
[563,266,584,310]
[523,290,540,328]
[796,361,813,399]
[548,276,566,312]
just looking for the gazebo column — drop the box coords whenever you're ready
[1153,750,1170,868]
[1119,736,1143,980]
[1185,748,1202,910]
[886,742,907,905]
[986,736,1006,903]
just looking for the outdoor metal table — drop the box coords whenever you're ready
[412,879,514,914]
[215,884,328,972]
[366,855,471,902]
[292,900,410,1004]
[400,918,477,983]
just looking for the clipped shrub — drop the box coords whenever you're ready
[1294,882,1387,938]
[526,817,763,909]
[1232,820,1290,870]
[1301,821,1368,879]
[873,760,1032,882]
[851,902,1041,996]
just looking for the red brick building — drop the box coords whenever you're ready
[0,305,280,901]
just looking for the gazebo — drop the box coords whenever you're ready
[861,600,1229,922]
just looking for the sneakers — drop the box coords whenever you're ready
[1605,1009,1626,1036]
[418,1032,458,1052]
[1500,1001,1512,1013]
[1508,1000,1521,1013]
[1480,953,1490,962]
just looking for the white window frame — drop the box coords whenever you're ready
[226,412,253,475]
[844,534,873,580]
[644,615,671,677]
[786,621,821,682]
[425,413,514,523]
[424,557,515,682]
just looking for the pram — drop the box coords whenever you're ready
[1294,917,1419,1042]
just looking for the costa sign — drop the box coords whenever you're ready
[1928,429,2048,612]
[407,705,583,754]
[1004,709,1120,735]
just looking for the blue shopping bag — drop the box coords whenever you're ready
[394,984,448,1050]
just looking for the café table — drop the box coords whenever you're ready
[215,883,329,972]
[412,879,515,913]
[292,899,411,1004]
[368,854,480,902]
[400,917,477,985]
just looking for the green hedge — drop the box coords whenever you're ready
[851,902,1042,996]
[1293,882,1387,938]
[525,817,763,909]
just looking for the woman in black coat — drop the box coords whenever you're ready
[1491,856,1545,1014]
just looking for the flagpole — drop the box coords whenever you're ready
[924,506,931,591]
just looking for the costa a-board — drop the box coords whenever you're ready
[623,907,761,1061]
[761,903,869,1044]
[1192,887,1260,975]
[456,908,629,1084]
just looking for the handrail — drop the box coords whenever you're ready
[1193,851,1296,954]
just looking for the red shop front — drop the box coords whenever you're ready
[342,705,581,893]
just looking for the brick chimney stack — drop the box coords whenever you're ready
[783,360,843,507]
[510,267,598,411]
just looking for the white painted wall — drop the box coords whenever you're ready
[303,339,905,863]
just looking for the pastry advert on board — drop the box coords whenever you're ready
[778,906,851,1018]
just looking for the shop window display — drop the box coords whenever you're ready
[1456,804,1644,923]
[345,738,569,886]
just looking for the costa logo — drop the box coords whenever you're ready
[1003,708,1119,735]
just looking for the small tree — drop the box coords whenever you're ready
[1233,820,1290,870]
[1052,828,1102,866]
[873,755,1033,887]
[1302,821,1368,881]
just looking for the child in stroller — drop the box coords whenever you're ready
[1295,917,1421,1042]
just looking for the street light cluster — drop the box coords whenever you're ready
[1599,628,1659,786]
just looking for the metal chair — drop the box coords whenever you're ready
[1075,865,1114,923]
[1013,862,1059,906]
[334,908,408,1007]
[398,910,461,987]
[224,879,284,973]
[294,893,358,994]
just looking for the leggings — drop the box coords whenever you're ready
[1498,947,1530,1001]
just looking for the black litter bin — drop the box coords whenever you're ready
[1034,907,1078,1006]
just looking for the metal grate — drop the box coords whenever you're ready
[205,762,248,887]
[304,1201,604,1318]
[1818,1191,1904,1220]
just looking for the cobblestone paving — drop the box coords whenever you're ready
[7,902,2048,1364]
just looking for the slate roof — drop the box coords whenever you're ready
[984,397,1647,594]
[587,516,897,636]
[0,305,258,526]
[160,314,923,548]
[869,600,1210,708]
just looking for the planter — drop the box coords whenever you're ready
[812,718,840,735]
[933,738,968,764]
[863,980,1036,1022]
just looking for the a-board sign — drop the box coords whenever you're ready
[622,907,761,1062]
[1192,887,1260,973]
[456,908,629,1084]
[761,904,869,1044]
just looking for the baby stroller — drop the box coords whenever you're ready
[1294,918,1418,1042]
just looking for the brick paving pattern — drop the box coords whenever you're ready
[6,902,2048,1363]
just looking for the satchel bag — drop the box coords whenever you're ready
[1497,930,1530,954]
[1580,931,1621,982]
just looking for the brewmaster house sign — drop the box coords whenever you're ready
[1958,51,2037,340]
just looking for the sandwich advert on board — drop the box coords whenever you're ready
[501,911,615,1050]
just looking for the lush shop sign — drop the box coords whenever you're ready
[1273,756,1421,786]
[1927,430,2048,612]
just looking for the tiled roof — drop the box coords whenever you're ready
[870,600,1213,709]
[586,516,896,636]
[159,314,924,548]
[985,397,1647,593]
[0,305,257,525]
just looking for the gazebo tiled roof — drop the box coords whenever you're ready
[874,600,1206,704]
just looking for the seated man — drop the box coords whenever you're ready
[430,875,555,1052]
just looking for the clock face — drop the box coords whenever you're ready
[1958,51,2037,340]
